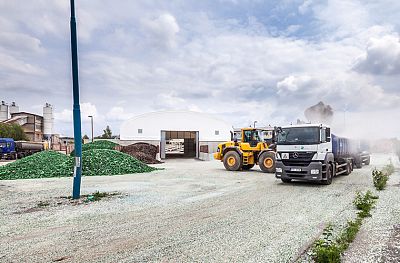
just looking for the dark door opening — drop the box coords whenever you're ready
[161,131,198,159]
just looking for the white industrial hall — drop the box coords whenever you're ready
[120,111,232,160]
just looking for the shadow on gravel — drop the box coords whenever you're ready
[275,180,329,187]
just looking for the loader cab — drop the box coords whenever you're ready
[241,128,274,148]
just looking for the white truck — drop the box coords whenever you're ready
[275,124,369,185]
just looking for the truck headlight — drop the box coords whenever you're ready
[311,169,319,175]
[276,168,282,173]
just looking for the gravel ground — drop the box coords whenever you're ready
[342,154,400,263]
[0,154,396,262]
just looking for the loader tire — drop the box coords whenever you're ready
[242,164,255,170]
[223,151,242,171]
[259,151,276,173]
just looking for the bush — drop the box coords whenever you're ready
[372,169,389,190]
[0,123,28,140]
[382,161,395,176]
[313,225,341,263]
[353,190,378,218]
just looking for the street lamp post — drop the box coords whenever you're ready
[70,0,83,199]
[88,115,94,143]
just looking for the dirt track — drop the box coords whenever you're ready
[0,154,398,262]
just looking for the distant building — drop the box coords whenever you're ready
[3,112,44,142]
[1,102,54,142]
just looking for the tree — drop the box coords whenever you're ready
[101,126,112,139]
[0,123,28,140]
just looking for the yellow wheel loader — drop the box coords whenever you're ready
[213,127,276,173]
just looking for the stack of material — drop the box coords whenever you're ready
[70,140,117,156]
[0,151,73,180]
[119,143,161,164]
[82,149,157,176]
[0,149,157,180]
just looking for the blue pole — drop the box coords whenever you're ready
[70,0,82,199]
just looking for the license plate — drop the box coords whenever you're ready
[290,168,302,172]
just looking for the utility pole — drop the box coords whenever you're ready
[70,0,83,199]
[253,121,257,128]
[88,115,94,142]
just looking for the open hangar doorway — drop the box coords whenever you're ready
[160,131,199,159]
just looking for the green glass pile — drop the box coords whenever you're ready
[70,140,117,156]
[82,149,157,176]
[0,149,156,180]
[0,151,74,180]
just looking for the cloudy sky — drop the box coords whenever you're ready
[1,0,399,138]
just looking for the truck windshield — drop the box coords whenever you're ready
[277,127,320,145]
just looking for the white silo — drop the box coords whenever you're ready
[43,103,54,139]
[0,101,8,121]
[9,102,19,117]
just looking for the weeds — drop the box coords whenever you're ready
[312,191,379,262]
[84,191,119,202]
[353,190,378,218]
[372,161,394,191]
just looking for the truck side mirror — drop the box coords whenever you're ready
[326,128,331,142]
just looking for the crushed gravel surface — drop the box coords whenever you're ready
[342,154,400,263]
[0,154,396,262]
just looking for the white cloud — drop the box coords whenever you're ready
[106,106,134,121]
[54,102,100,123]
[141,13,180,48]
[353,34,400,75]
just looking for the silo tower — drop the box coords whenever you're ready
[0,101,8,122]
[43,103,54,139]
[9,102,19,117]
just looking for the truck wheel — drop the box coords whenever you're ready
[223,151,242,171]
[242,164,255,170]
[343,161,351,176]
[365,156,370,165]
[354,157,362,169]
[322,164,333,185]
[259,151,276,173]
[281,178,292,183]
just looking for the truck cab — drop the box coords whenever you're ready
[0,138,16,160]
[275,124,338,184]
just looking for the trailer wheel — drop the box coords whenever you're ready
[343,161,351,176]
[322,164,333,185]
[354,156,362,169]
[242,164,255,170]
[223,151,242,171]
[259,151,276,173]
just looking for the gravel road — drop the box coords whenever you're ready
[0,154,398,262]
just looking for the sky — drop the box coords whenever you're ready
[1,0,399,139]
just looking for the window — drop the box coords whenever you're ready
[138,129,143,134]
[215,130,219,135]
[321,128,326,142]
